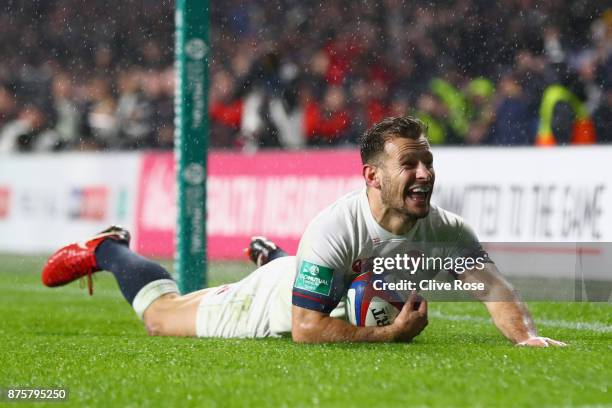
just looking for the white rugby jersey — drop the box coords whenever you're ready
[289,187,487,314]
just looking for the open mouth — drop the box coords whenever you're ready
[406,185,431,204]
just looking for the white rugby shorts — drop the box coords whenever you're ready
[195,256,297,338]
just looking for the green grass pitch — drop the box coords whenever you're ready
[0,254,610,407]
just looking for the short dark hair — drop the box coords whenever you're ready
[359,116,427,164]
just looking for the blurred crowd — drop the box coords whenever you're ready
[1,0,611,153]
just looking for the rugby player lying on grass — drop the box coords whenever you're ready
[42,116,565,347]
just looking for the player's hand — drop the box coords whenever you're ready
[516,336,567,347]
[390,291,428,342]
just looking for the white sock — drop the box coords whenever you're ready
[131,279,179,320]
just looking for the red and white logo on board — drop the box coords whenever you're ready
[0,187,10,219]
[69,186,108,221]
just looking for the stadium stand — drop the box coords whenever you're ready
[0,0,611,152]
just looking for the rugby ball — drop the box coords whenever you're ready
[346,271,404,327]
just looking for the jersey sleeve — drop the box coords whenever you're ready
[446,218,493,277]
[292,207,353,314]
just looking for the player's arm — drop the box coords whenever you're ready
[458,263,566,347]
[291,204,429,343]
[291,292,427,343]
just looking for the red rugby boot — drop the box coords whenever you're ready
[41,225,131,295]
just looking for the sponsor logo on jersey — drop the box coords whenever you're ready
[295,261,333,296]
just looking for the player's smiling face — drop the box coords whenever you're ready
[379,135,435,219]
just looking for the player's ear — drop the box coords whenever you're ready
[363,164,381,188]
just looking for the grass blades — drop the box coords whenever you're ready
[0,254,610,407]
